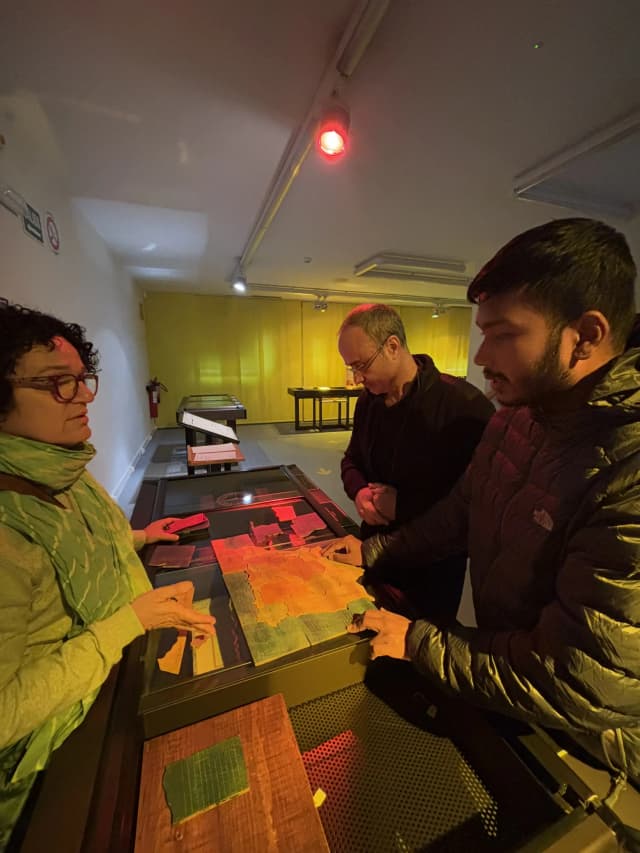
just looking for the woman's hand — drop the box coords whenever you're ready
[131,581,216,635]
[321,535,364,566]
[142,517,181,544]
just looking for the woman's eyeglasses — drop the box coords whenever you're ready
[11,373,99,402]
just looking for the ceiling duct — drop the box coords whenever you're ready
[241,281,471,310]
[354,252,470,286]
[513,109,640,221]
[233,0,391,276]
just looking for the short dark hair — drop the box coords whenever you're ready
[0,300,99,418]
[339,303,409,348]
[467,218,637,349]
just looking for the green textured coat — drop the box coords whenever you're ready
[0,434,149,848]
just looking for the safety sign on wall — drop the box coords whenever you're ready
[23,204,43,243]
[45,211,60,253]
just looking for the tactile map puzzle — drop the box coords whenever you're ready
[212,535,375,665]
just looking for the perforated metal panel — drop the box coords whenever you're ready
[290,682,554,852]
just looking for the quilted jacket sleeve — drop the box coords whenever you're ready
[362,466,472,577]
[406,464,640,734]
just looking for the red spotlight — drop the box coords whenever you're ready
[316,103,350,160]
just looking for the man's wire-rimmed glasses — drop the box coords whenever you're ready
[349,339,387,378]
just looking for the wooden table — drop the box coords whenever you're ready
[135,694,328,852]
[287,386,362,430]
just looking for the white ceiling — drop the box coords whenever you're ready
[2,0,639,307]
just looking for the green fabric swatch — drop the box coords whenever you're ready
[346,598,377,615]
[162,735,249,824]
[224,572,259,621]
[242,616,309,665]
[299,610,352,645]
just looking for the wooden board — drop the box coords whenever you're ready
[135,693,329,853]
[187,445,245,467]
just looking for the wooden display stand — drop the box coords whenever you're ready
[135,694,328,852]
[186,444,245,474]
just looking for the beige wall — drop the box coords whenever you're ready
[1,92,152,498]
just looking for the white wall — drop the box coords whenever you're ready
[1,93,152,497]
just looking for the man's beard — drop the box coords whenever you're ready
[504,328,572,407]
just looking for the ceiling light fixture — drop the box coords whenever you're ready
[313,295,329,312]
[232,266,247,293]
[244,281,471,310]
[316,101,350,160]
[228,0,390,282]
[354,252,469,285]
[431,301,446,319]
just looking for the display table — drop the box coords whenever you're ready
[176,394,247,435]
[287,386,362,430]
[16,465,632,853]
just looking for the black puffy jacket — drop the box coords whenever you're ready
[364,349,640,780]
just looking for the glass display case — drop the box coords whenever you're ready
[134,465,368,738]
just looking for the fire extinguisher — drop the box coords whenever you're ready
[146,377,167,419]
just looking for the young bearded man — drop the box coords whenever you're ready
[322,219,640,822]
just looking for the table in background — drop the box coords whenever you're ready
[287,386,362,430]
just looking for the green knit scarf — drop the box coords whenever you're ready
[0,433,137,782]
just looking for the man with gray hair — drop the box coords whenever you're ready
[332,303,494,620]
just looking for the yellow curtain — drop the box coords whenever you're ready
[396,306,472,376]
[144,293,473,426]
[145,293,302,426]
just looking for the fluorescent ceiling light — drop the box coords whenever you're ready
[354,252,469,285]
[127,266,189,280]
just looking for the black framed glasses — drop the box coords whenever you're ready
[349,339,387,378]
[11,373,99,402]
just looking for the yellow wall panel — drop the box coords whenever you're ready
[300,303,349,387]
[397,307,472,376]
[145,293,302,426]
[144,293,473,426]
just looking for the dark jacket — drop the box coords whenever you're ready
[364,349,640,780]
[341,354,495,537]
